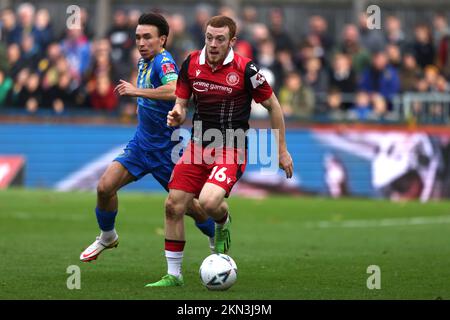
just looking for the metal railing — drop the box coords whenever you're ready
[396,92,450,125]
[1,92,450,125]
[313,92,450,124]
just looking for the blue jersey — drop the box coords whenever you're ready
[134,49,180,151]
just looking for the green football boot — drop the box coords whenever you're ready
[214,214,231,254]
[145,274,184,287]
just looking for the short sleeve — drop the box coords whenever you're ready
[175,55,192,99]
[244,61,273,103]
[157,56,179,84]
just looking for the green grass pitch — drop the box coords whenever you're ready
[1,189,450,299]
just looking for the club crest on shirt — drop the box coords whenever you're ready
[226,72,239,86]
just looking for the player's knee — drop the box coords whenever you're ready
[199,197,220,216]
[97,179,115,199]
[165,197,185,221]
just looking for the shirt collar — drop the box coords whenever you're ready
[199,46,235,66]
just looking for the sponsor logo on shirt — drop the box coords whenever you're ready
[193,81,233,94]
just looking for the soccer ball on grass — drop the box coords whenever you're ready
[199,253,237,290]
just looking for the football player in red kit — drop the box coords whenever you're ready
[146,15,293,287]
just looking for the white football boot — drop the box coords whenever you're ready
[80,236,119,262]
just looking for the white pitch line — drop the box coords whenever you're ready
[303,215,450,229]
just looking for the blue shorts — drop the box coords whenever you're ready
[114,139,177,191]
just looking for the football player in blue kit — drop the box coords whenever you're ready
[80,12,215,262]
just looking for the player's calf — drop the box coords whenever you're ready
[198,187,228,220]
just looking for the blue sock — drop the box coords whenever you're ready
[195,217,215,238]
[95,207,118,231]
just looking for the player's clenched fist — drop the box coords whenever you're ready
[167,104,186,126]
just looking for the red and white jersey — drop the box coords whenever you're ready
[175,47,273,143]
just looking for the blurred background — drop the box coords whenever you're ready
[1,0,450,202]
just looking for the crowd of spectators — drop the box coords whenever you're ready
[1,3,450,123]
[0,3,137,117]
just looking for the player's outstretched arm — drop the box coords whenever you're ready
[167,97,188,127]
[261,93,294,179]
[114,79,177,101]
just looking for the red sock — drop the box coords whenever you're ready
[165,239,185,251]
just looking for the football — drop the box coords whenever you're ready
[199,254,238,291]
